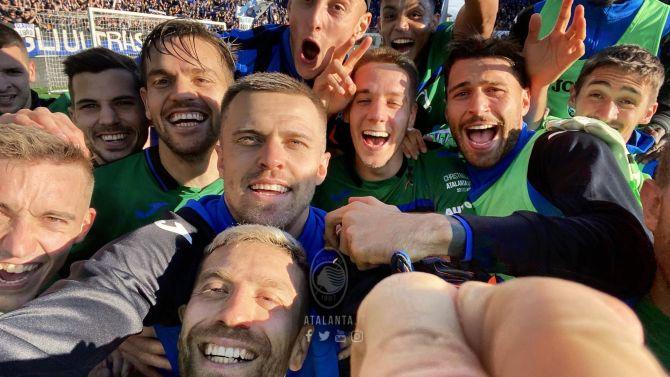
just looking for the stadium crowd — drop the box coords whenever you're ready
[0,0,669,376]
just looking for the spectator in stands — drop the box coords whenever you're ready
[177,225,312,377]
[63,47,148,166]
[352,273,668,377]
[638,146,670,371]
[0,23,68,115]
[324,36,655,301]
[510,0,670,151]
[0,123,95,314]
[378,0,497,131]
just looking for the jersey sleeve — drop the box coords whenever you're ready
[459,131,655,298]
[0,211,211,376]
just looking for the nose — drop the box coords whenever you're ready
[366,98,388,124]
[0,218,37,261]
[170,75,198,103]
[467,89,490,116]
[305,2,325,32]
[594,101,619,123]
[217,287,260,329]
[97,103,120,126]
[258,137,286,171]
[396,15,410,31]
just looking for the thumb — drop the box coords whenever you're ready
[527,13,542,44]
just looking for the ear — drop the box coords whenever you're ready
[640,101,658,125]
[409,101,418,129]
[140,87,151,120]
[27,60,36,83]
[641,179,662,233]
[68,106,74,119]
[178,304,187,322]
[568,87,577,109]
[288,325,313,371]
[354,12,373,40]
[74,208,96,243]
[316,151,331,186]
[431,13,440,31]
[215,143,225,179]
[520,87,531,117]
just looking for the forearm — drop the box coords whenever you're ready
[525,83,550,129]
[0,212,198,375]
[459,210,655,297]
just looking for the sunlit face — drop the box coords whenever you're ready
[179,241,307,377]
[0,160,94,313]
[140,37,232,161]
[70,69,148,164]
[446,57,529,168]
[217,92,330,233]
[0,46,35,115]
[380,0,438,61]
[571,66,657,142]
[288,0,371,79]
[346,62,416,176]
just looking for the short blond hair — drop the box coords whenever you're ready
[206,224,307,270]
[0,123,94,197]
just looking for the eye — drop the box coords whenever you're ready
[355,98,372,105]
[79,103,98,110]
[588,92,603,100]
[331,2,346,13]
[618,98,636,107]
[152,77,170,88]
[382,11,396,21]
[409,10,423,20]
[195,76,213,85]
[44,216,67,225]
[237,135,261,146]
[452,90,469,99]
[115,99,136,107]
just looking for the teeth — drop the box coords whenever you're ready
[250,184,289,193]
[393,38,414,44]
[363,131,389,138]
[0,262,39,273]
[168,112,205,123]
[100,134,128,142]
[468,125,495,130]
[204,344,256,361]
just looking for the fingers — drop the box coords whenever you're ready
[457,277,667,377]
[347,196,386,207]
[402,128,427,159]
[527,13,542,43]
[352,273,487,377]
[333,36,357,63]
[324,207,347,249]
[118,330,172,374]
[343,36,373,71]
[554,0,574,33]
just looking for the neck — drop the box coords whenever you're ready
[650,270,670,317]
[355,150,404,182]
[157,141,219,188]
[285,208,309,238]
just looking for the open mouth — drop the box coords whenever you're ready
[249,183,291,196]
[390,38,415,54]
[465,124,499,148]
[300,39,321,64]
[97,132,130,144]
[361,130,390,149]
[167,111,208,128]
[0,262,41,287]
[202,344,258,365]
[0,94,17,105]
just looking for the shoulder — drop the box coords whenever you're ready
[222,24,286,45]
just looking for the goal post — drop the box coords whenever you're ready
[20,7,227,93]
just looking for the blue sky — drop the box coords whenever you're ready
[446,0,465,19]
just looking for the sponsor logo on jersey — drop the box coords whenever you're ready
[445,201,473,216]
[154,220,193,245]
[443,172,471,193]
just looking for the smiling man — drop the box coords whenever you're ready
[0,73,342,377]
[68,20,230,265]
[178,225,311,377]
[313,47,472,215]
[325,36,655,299]
[0,123,95,314]
[0,24,69,115]
[63,48,148,166]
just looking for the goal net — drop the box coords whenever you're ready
[18,7,226,93]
